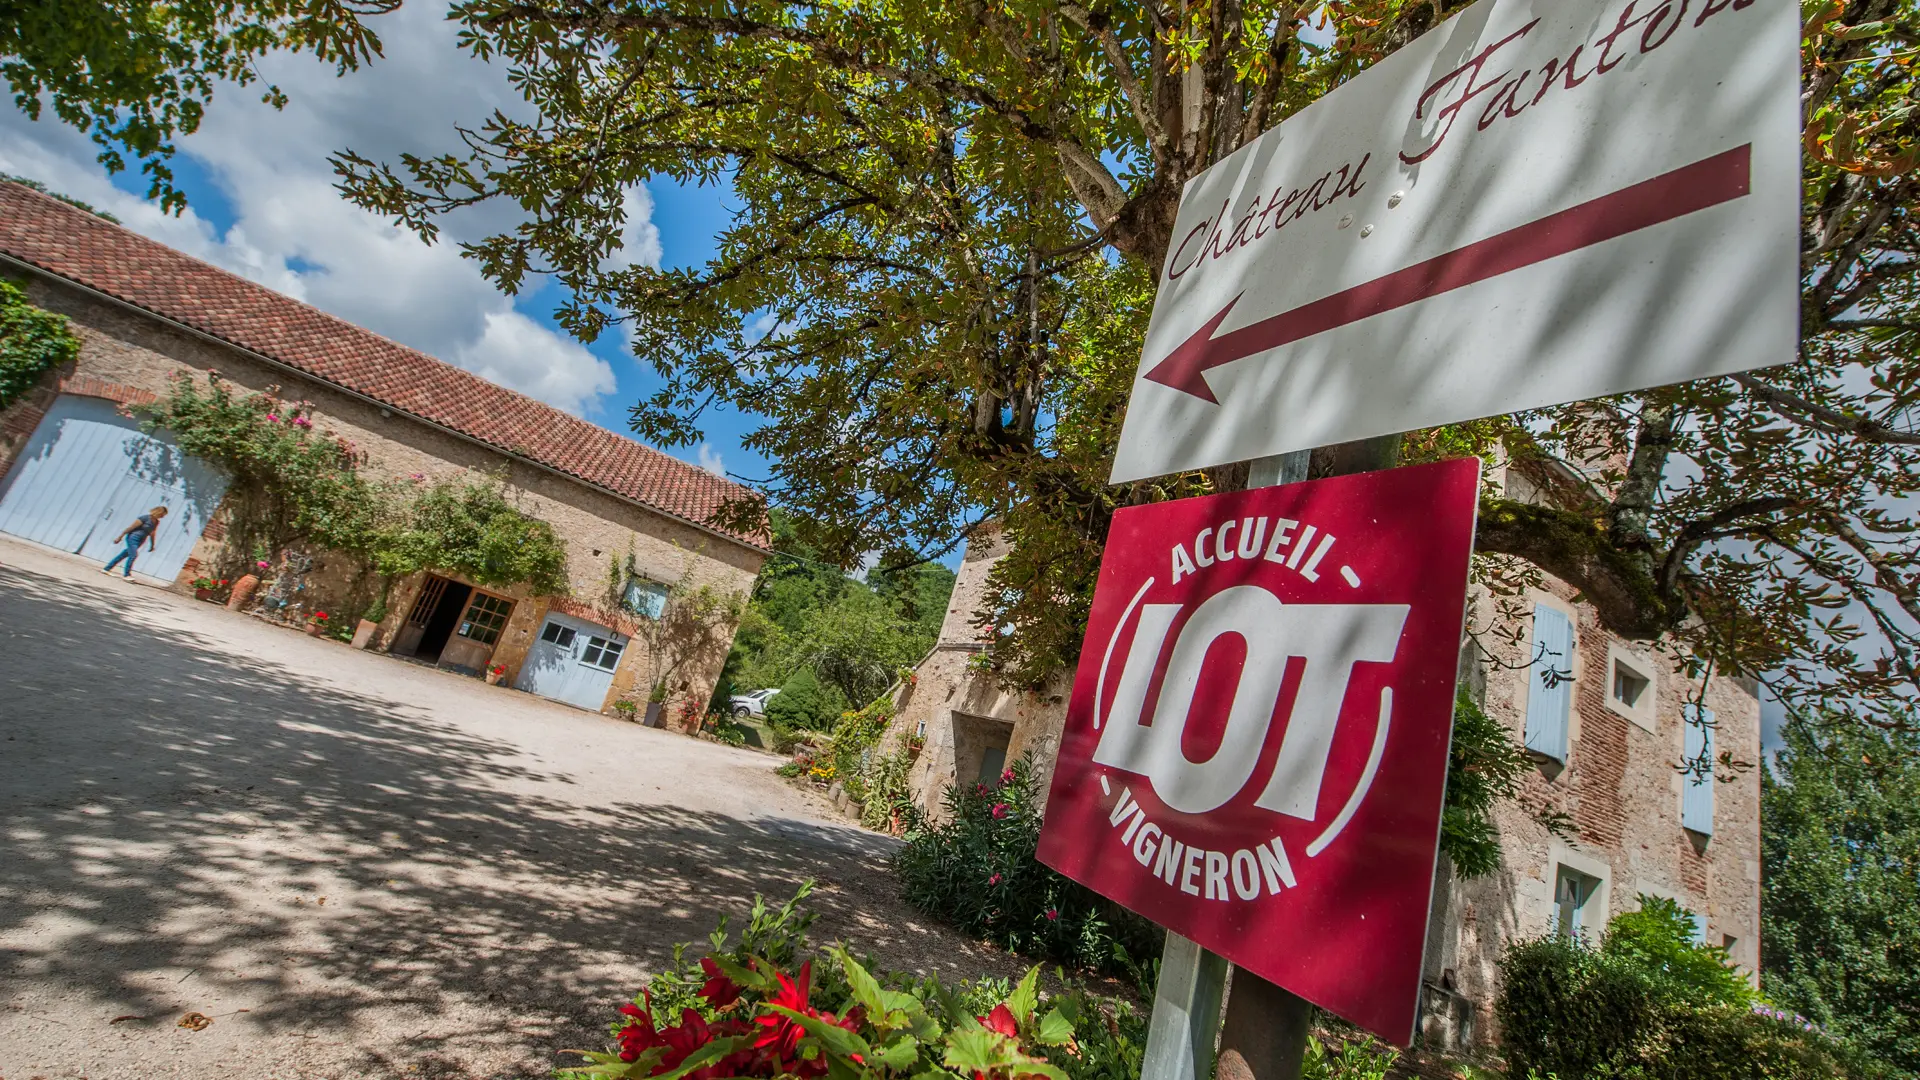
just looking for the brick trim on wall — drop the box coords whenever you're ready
[57,374,159,408]
[545,595,643,639]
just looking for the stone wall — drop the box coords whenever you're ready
[2,273,764,719]
[1423,579,1763,1047]
[882,524,1070,820]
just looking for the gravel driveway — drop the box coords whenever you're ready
[0,537,1018,1079]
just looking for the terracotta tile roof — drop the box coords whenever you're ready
[0,181,768,551]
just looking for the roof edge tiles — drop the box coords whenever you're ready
[0,181,768,552]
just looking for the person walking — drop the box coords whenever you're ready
[102,506,168,578]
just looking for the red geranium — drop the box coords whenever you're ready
[698,957,741,1008]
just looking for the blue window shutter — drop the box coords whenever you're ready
[1525,604,1574,761]
[1682,704,1715,835]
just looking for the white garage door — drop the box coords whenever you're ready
[515,610,629,711]
[0,395,227,581]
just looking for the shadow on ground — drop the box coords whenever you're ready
[0,564,1011,1077]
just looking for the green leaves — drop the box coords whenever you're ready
[0,278,80,412]
[1762,717,1920,1074]
[1,0,389,210]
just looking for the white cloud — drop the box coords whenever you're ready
[0,1,651,417]
[608,185,664,271]
[695,442,726,477]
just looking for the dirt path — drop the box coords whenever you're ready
[0,537,1022,1079]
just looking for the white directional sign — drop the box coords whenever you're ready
[1108,0,1800,483]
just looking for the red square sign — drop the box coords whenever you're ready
[1036,458,1481,1044]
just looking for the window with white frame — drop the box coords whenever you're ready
[1525,604,1575,761]
[1554,865,1604,939]
[1682,703,1716,836]
[1606,644,1658,732]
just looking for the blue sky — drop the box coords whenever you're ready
[0,3,771,486]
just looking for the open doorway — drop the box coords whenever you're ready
[392,574,472,664]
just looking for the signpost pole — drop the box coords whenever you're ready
[1140,932,1230,1080]
[1222,437,1398,1080]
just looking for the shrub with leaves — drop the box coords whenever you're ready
[374,475,569,595]
[0,278,79,411]
[1496,897,1870,1079]
[893,757,1158,977]
[765,668,847,732]
[138,372,384,559]
[561,883,1147,1080]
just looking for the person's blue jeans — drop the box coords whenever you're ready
[103,537,143,577]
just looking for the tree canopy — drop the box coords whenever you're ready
[1762,715,1920,1075]
[313,0,1920,733]
[0,0,393,210]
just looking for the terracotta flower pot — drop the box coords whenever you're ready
[484,669,504,685]
[226,574,260,610]
[194,588,215,602]
[304,623,325,637]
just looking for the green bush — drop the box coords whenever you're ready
[1497,897,1868,1080]
[764,668,847,731]
[893,756,1160,977]
[0,279,79,410]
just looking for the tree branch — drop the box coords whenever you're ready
[1734,372,1920,445]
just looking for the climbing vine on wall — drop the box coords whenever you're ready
[0,279,80,411]
[138,372,570,592]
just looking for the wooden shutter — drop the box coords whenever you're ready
[1682,704,1715,835]
[1525,604,1574,761]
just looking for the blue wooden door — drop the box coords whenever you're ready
[515,610,628,711]
[0,395,226,581]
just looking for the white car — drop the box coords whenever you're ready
[730,688,779,718]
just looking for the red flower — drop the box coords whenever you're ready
[991,802,1009,819]
[981,1003,1020,1038]
[1046,908,1060,921]
[975,783,988,796]
[698,957,741,1008]
[1000,767,1015,784]
[752,961,817,1068]
[988,873,1002,886]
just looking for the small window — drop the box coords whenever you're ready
[580,634,626,671]
[540,621,576,649]
[1554,865,1604,939]
[1612,664,1649,710]
[458,593,513,646]
[623,579,670,619]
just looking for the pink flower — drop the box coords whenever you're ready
[988,872,1002,886]
[991,802,1009,819]
[1046,908,1059,921]
[975,783,988,797]
[292,416,312,429]
[265,413,279,422]
[1000,767,1015,784]
[256,560,270,569]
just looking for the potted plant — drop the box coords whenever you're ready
[304,611,329,637]
[906,732,926,759]
[642,682,667,728]
[485,662,507,686]
[612,699,639,721]
[190,576,230,603]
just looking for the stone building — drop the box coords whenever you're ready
[883,467,1761,1050]
[0,181,767,721]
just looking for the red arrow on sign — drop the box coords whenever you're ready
[1143,144,1754,403]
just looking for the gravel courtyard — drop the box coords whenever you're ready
[0,537,1013,1079]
